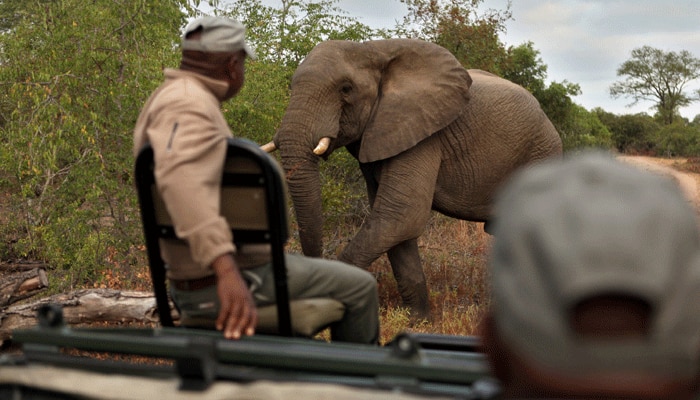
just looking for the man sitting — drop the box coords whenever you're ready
[133,16,378,343]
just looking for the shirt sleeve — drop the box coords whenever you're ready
[146,82,236,270]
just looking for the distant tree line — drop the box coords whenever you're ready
[0,0,698,291]
[607,45,700,156]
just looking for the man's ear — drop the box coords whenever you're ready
[227,56,238,78]
[227,52,245,78]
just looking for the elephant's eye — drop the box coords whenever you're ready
[340,83,353,95]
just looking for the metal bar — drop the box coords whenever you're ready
[12,327,488,387]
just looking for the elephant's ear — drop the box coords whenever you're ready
[359,39,472,163]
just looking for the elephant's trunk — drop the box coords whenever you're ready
[278,139,324,258]
[276,79,342,258]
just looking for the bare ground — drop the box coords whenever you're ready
[617,155,700,211]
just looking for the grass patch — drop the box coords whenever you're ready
[350,214,491,344]
[269,213,491,344]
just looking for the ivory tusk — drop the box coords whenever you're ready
[260,141,277,153]
[313,137,331,155]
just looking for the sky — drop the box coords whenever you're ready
[301,0,700,119]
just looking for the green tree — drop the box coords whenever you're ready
[500,41,547,93]
[394,0,512,72]
[553,104,612,151]
[0,1,23,32]
[610,46,700,125]
[224,0,375,68]
[655,123,700,157]
[0,0,188,288]
[595,109,660,154]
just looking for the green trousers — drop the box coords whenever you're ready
[170,254,379,344]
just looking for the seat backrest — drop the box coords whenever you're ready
[135,138,293,336]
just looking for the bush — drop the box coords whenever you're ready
[595,109,660,154]
[655,123,700,157]
[559,105,613,151]
[0,1,185,290]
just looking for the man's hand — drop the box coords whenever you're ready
[211,253,257,339]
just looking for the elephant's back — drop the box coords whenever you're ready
[463,69,561,159]
[466,69,543,122]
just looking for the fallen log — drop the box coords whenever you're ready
[0,267,49,307]
[0,289,173,346]
[0,260,50,272]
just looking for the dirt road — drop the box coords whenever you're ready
[617,155,700,210]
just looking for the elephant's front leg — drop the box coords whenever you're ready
[339,142,439,318]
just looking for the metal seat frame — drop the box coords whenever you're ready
[135,138,294,336]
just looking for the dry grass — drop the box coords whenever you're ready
[369,215,491,344]
[308,214,491,344]
[673,156,700,174]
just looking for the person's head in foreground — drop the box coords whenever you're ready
[481,151,700,399]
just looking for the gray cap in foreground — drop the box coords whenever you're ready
[489,151,700,378]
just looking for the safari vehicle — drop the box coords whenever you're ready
[0,304,497,399]
[0,138,498,399]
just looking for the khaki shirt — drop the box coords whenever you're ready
[133,69,269,280]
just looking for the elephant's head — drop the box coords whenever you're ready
[269,39,472,257]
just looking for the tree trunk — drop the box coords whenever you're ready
[0,289,173,345]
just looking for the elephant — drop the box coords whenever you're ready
[263,39,562,320]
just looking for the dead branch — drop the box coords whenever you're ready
[0,289,167,345]
[0,268,49,307]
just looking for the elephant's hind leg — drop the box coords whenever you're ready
[388,239,431,321]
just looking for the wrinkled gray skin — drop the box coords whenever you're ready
[272,39,562,320]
